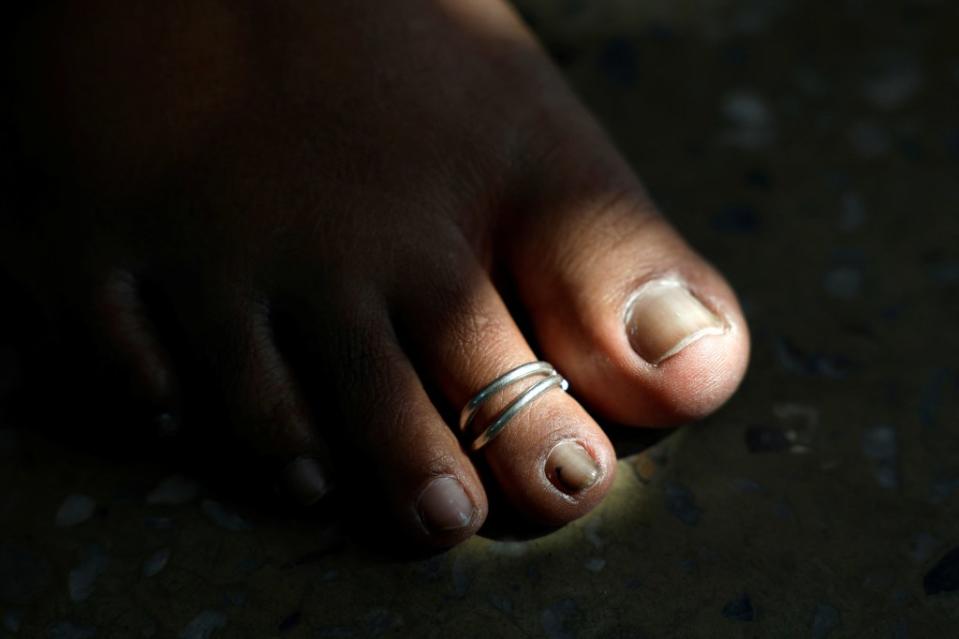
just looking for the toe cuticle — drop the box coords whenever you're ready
[625,278,726,365]
[417,476,475,536]
[546,441,602,495]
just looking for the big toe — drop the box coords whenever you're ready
[509,143,750,426]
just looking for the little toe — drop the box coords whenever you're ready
[160,279,333,506]
[91,269,180,426]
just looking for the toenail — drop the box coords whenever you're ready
[417,476,475,535]
[625,279,725,365]
[546,441,601,494]
[278,456,331,507]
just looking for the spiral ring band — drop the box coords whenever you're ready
[459,361,569,451]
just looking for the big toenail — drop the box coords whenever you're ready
[625,279,725,365]
[417,476,475,534]
[278,456,331,506]
[546,441,601,494]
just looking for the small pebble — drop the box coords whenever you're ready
[823,266,863,299]
[919,368,955,429]
[584,516,605,548]
[584,558,606,573]
[861,426,897,460]
[142,549,170,578]
[315,627,354,638]
[55,495,96,528]
[892,618,909,639]
[278,611,301,634]
[838,192,866,231]
[810,603,841,638]
[731,478,763,494]
[69,545,109,603]
[848,121,891,158]
[147,476,199,506]
[773,402,820,427]
[487,541,528,557]
[728,1,786,34]
[179,611,226,639]
[722,90,772,128]
[200,500,251,532]
[46,622,97,639]
[862,55,921,110]
[663,481,702,526]
[488,594,513,613]
[924,546,959,595]
[720,90,775,149]
[542,599,579,639]
[3,609,22,633]
[773,500,796,521]
[630,454,659,484]
[745,425,809,454]
[911,533,940,564]
[929,261,959,285]
[774,337,852,378]
[862,425,898,489]
[364,609,402,636]
[144,516,174,530]
[722,593,754,621]
[451,552,473,597]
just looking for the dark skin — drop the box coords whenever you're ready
[5,0,749,548]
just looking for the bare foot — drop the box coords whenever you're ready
[6,0,749,547]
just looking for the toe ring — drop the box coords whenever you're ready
[459,361,569,451]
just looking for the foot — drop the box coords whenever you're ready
[7,0,749,547]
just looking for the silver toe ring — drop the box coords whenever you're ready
[459,361,569,451]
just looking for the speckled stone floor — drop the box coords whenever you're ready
[3,1,959,637]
